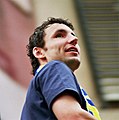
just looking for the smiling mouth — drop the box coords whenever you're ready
[65,47,79,53]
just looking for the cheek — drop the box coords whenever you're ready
[45,40,66,55]
[48,42,64,51]
[45,44,60,55]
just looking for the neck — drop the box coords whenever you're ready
[65,61,80,72]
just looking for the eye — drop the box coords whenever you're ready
[55,33,64,38]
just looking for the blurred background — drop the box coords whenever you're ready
[0,0,119,119]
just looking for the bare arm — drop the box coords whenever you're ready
[52,93,97,120]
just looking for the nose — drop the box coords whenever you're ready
[68,35,78,46]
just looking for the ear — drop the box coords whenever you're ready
[33,47,45,59]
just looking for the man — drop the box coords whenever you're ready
[21,17,101,120]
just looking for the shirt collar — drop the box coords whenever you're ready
[35,65,45,74]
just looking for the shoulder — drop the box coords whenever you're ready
[47,60,67,67]
[35,60,74,84]
[46,60,72,74]
[42,60,71,72]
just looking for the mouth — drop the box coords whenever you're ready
[65,46,79,54]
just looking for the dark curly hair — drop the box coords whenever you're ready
[27,17,74,75]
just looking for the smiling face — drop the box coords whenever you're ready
[42,23,81,71]
[33,23,81,71]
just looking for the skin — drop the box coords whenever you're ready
[33,23,97,120]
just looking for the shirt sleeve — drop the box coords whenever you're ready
[38,61,80,110]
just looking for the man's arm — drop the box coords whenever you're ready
[52,93,97,120]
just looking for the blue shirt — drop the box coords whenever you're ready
[21,60,100,120]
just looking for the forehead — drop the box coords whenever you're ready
[45,23,74,35]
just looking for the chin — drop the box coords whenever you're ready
[65,58,80,71]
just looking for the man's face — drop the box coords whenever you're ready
[43,23,81,71]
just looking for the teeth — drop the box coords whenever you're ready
[69,49,75,51]
[65,47,78,52]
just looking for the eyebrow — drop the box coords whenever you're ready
[50,29,66,37]
[53,29,76,36]
[55,29,66,33]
